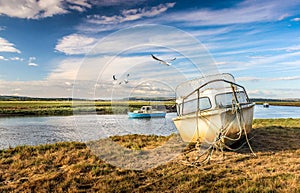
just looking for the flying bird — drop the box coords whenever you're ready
[123,74,129,84]
[113,74,129,85]
[151,54,176,66]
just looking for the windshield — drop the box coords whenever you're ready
[177,97,211,115]
[215,91,248,107]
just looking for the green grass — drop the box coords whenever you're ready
[0,100,176,116]
[0,118,300,192]
[255,101,300,107]
[253,118,300,128]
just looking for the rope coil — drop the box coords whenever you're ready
[181,84,256,167]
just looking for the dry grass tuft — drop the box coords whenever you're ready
[0,118,300,192]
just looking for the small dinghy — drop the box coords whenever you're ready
[263,103,269,108]
[128,106,166,118]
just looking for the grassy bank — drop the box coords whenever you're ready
[1,119,300,192]
[0,100,175,116]
[255,101,300,107]
[1,99,299,116]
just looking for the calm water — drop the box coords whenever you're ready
[253,104,300,119]
[0,105,299,149]
[0,113,178,149]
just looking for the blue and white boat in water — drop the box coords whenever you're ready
[128,106,166,118]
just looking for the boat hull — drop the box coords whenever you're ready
[173,103,254,146]
[128,112,166,118]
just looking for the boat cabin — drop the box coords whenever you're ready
[173,73,255,145]
[134,106,153,113]
[175,73,251,116]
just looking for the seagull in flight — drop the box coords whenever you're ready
[113,74,129,85]
[151,54,176,66]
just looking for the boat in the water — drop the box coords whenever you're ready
[128,106,166,118]
[173,73,255,146]
[263,102,269,108]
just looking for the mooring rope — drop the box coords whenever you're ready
[181,87,256,167]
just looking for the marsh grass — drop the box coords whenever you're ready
[0,119,300,192]
[0,100,175,116]
[255,101,300,107]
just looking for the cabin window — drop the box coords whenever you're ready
[215,91,248,107]
[179,97,211,115]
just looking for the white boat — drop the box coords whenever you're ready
[173,73,255,146]
[263,102,269,108]
[128,106,166,118]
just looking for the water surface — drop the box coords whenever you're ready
[254,105,300,119]
[0,113,177,149]
[1,105,299,149]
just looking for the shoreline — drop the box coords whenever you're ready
[0,118,299,150]
[0,100,177,117]
[254,101,300,107]
[1,100,300,117]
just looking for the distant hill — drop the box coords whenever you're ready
[0,95,176,101]
[0,95,73,101]
[0,95,299,102]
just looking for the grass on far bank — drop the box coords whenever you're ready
[1,118,300,192]
[255,101,300,107]
[1,99,299,116]
[0,100,176,116]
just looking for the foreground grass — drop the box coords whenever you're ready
[0,119,300,192]
[0,100,175,116]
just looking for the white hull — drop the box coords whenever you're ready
[173,103,254,146]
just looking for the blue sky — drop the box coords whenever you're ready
[0,0,300,99]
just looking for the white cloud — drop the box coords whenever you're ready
[280,60,300,66]
[0,37,21,53]
[249,51,300,66]
[0,0,91,19]
[0,79,72,98]
[285,45,300,52]
[191,27,235,38]
[47,58,82,80]
[247,88,300,99]
[87,2,175,25]
[237,76,300,82]
[247,89,275,98]
[10,57,24,61]
[67,0,91,8]
[29,56,36,62]
[278,13,289,21]
[162,0,300,26]
[28,56,38,67]
[291,17,300,22]
[28,62,38,67]
[270,76,300,81]
[90,0,146,7]
[79,0,300,35]
[0,55,8,61]
[55,34,97,55]
[45,54,190,99]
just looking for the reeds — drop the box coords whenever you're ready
[1,118,300,192]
